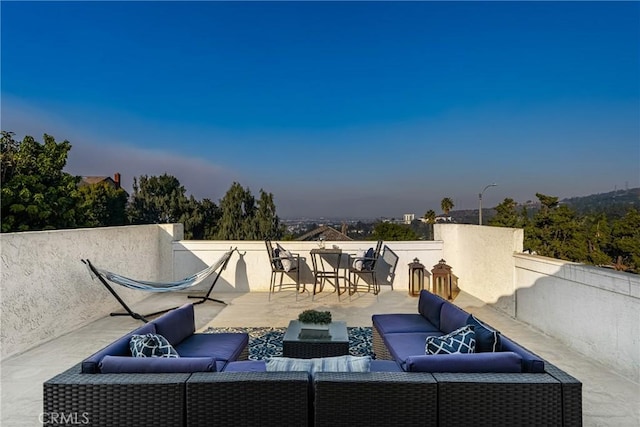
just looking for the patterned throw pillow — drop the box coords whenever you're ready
[272,247,284,270]
[130,333,180,358]
[276,244,297,272]
[425,325,476,355]
[467,314,502,352]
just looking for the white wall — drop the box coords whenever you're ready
[0,224,183,360]
[515,254,640,381]
[173,240,445,294]
[434,223,524,316]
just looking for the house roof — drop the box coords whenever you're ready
[295,225,353,241]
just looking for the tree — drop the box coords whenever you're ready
[215,182,280,240]
[609,208,640,273]
[423,209,436,224]
[489,198,521,228]
[254,190,283,239]
[77,181,128,227]
[1,131,84,232]
[127,174,190,224]
[371,222,419,241]
[441,197,454,216]
[524,193,587,261]
[126,173,220,239]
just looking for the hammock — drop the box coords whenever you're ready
[82,248,236,322]
[88,249,234,292]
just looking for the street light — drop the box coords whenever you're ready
[479,183,497,225]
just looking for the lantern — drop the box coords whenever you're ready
[408,258,426,296]
[431,259,458,300]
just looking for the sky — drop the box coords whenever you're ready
[2,1,639,219]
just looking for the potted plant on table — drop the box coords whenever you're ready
[297,310,332,338]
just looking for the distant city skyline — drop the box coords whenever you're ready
[2,2,638,218]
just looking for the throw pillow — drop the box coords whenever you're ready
[272,247,283,270]
[467,314,502,352]
[265,355,371,376]
[276,244,297,272]
[362,247,375,270]
[352,250,366,271]
[425,325,476,355]
[265,357,313,372]
[130,333,180,358]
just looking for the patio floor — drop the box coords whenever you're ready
[1,288,638,426]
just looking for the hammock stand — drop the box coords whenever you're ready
[82,248,236,323]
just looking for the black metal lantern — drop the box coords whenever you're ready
[408,258,426,296]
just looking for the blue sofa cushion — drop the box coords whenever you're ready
[425,325,476,355]
[152,303,195,346]
[467,314,502,352]
[175,333,249,362]
[383,332,442,370]
[99,355,216,373]
[439,303,470,334]
[500,336,545,373]
[81,322,156,374]
[417,290,446,330]
[372,314,441,335]
[405,351,523,373]
[130,333,179,358]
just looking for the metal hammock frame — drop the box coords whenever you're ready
[82,248,236,322]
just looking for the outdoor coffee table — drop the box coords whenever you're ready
[282,320,349,358]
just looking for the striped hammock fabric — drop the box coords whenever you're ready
[87,249,234,293]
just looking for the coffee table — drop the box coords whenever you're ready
[282,320,349,358]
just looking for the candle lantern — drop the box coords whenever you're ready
[408,258,427,296]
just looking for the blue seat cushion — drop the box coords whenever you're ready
[152,303,195,346]
[81,322,156,373]
[500,336,545,373]
[370,360,403,372]
[99,355,216,373]
[373,314,440,335]
[405,351,523,373]
[383,332,442,370]
[175,333,249,362]
[439,303,470,334]
[417,290,446,330]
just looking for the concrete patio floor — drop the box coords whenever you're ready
[1,288,638,426]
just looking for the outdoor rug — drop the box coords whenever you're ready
[204,326,373,360]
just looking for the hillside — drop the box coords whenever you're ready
[449,188,639,224]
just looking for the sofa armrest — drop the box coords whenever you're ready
[99,355,216,373]
[405,351,523,373]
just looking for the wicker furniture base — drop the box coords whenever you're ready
[372,326,392,360]
[314,372,437,427]
[187,372,309,427]
[283,320,349,358]
[43,364,189,427]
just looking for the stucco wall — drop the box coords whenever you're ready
[515,254,640,381]
[434,223,524,316]
[173,240,445,294]
[0,224,183,360]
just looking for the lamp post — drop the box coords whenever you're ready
[478,183,497,225]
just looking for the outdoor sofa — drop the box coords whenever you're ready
[44,296,582,426]
[372,289,583,426]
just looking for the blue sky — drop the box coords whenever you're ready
[2,1,638,218]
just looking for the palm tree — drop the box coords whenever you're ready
[423,209,436,224]
[441,198,454,216]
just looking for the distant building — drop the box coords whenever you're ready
[295,225,353,241]
[79,173,128,196]
[403,213,415,224]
